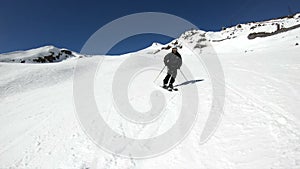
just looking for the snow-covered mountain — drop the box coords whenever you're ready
[0,13,300,169]
[0,46,82,63]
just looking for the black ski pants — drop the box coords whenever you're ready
[163,74,175,86]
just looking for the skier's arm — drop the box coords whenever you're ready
[164,53,171,66]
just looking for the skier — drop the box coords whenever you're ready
[163,47,182,91]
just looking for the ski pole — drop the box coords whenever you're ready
[153,66,166,83]
[179,69,188,81]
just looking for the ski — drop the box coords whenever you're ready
[161,86,178,92]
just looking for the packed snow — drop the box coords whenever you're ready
[0,14,300,169]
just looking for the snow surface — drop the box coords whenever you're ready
[0,14,300,168]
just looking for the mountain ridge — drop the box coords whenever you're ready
[1,12,299,64]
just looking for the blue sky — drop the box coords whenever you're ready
[0,0,299,55]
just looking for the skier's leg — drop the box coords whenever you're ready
[169,76,175,89]
[163,74,171,88]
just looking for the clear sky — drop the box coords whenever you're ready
[0,0,299,55]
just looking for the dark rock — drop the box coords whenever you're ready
[172,40,179,45]
[61,49,72,55]
[161,45,171,50]
[248,23,300,40]
[194,44,206,49]
[33,57,46,63]
[44,55,56,62]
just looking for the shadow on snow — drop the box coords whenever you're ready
[174,79,204,87]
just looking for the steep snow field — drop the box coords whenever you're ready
[0,14,300,168]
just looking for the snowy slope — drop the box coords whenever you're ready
[0,14,300,169]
